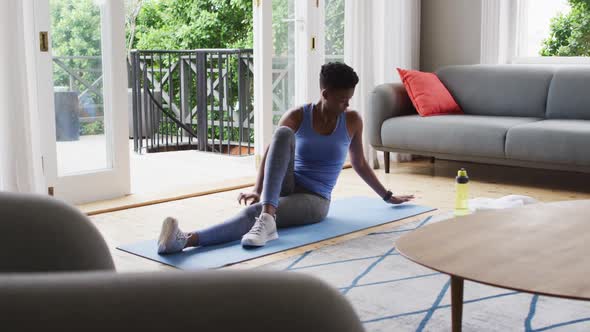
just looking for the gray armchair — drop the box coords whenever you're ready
[0,192,114,272]
[0,192,364,332]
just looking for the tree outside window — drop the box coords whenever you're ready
[541,0,590,56]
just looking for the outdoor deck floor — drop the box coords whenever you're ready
[59,135,256,213]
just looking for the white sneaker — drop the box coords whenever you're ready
[241,213,279,247]
[157,217,189,254]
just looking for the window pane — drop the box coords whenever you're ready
[51,0,110,175]
[325,0,345,64]
[521,0,571,56]
[272,0,296,126]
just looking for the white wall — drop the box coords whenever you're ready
[420,0,482,72]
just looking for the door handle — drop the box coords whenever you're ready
[40,31,49,52]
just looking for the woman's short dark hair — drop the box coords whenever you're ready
[320,62,359,89]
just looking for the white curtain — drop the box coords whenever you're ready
[480,0,523,64]
[0,0,45,193]
[344,0,421,168]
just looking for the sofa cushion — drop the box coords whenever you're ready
[506,120,590,166]
[381,115,542,158]
[546,67,590,120]
[436,65,554,118]
[396,68,463,116]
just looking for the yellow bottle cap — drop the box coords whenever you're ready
[458,168,468,177]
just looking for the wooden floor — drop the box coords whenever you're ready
[90,160,590,273]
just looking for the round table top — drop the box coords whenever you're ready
[396,200,590,301]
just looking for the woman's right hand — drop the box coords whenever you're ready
[237,191,260,206]
[388,195,415,204]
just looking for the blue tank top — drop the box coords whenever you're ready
[294,103,352,200]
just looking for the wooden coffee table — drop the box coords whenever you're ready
[396,200,590,332]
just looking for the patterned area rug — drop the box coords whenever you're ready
[259,212,590,331]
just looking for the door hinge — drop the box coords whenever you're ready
[311,36,316,50]
[41,156,45,173]
[40,32,49,52]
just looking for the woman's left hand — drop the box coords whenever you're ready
[388,195,415,204]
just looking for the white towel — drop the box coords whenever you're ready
[468,195,539,212]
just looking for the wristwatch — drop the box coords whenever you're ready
[382,190,393,202]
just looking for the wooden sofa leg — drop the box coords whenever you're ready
[384,151,390,174]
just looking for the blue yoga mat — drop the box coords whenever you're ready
[117,197,435,270]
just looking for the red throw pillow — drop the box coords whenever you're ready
[396,68,463,116]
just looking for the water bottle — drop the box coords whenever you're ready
[454,168,470,216]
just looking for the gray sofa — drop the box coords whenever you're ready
[0,192,364,332]
[368,65,590,174]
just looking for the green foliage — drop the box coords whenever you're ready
[325,0,345,59]
[51,0,104,121]
[541,0,590,56]
[158,121,179,136]
[51,0,254,54]
[132,0,253,50]
[50,0,102,88]
[272,0,291,57]
[50,0,102,58]
[80,120,104,136]
[157,122,254,144]
[272,0,344,58]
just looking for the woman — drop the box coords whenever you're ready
[157,62,414,254]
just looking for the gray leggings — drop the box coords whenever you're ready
[195,127,330,246]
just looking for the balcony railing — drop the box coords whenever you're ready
[53,51,323,155]
[129,49,254,155]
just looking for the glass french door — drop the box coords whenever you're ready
[271,0,297,128]
[35,0,130,204]
[324,0,345,64]
[268,0,345,124]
